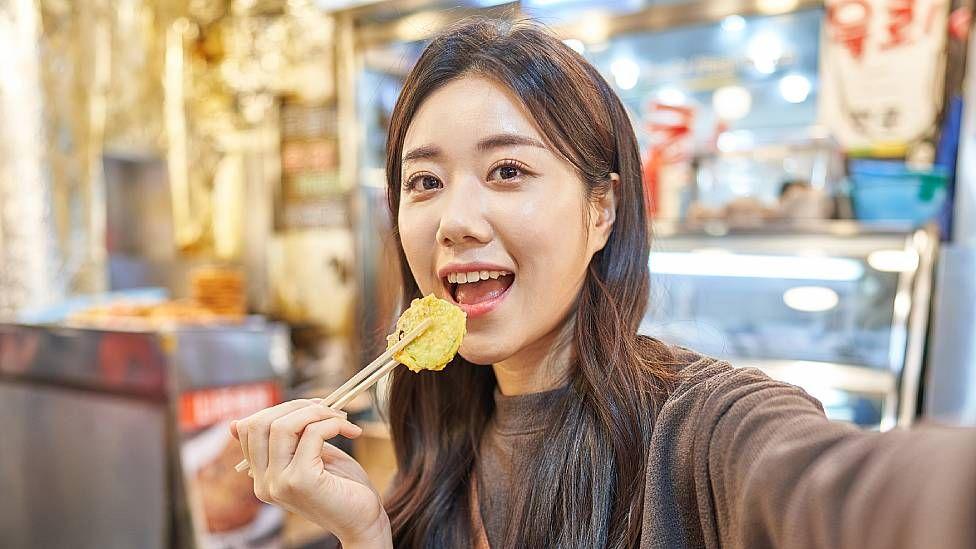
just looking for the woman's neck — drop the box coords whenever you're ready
[492,321,573,396]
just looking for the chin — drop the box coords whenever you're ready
[457,337,512,366]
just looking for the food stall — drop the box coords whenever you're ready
[0,0,971,546]
[0,2,348,547]
[0,317,289,548]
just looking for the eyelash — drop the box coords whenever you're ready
[487,159,532,182]
[403,171,441,194]
[402,159,534,195]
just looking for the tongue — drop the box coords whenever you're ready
[455,277,512,305]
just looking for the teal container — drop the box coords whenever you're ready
[849,160,948,225]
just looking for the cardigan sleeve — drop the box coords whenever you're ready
[643,358,976,549]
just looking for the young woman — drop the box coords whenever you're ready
[231,19,976,549]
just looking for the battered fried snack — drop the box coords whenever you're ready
[386,294,466,372]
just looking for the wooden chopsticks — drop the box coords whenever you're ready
[234,318,432,473]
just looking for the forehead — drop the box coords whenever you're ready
[402,76,545,152]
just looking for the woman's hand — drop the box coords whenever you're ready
[231,399,391,548]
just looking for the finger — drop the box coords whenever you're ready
[268,404,347,475]
[236,421,250,468]
[236,400,309,462]
[319,443,374,490]
[241,399,321,476]
[292,417,363,468]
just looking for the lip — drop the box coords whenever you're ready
[437,261,515,319]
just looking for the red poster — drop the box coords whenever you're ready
[179,382,284,548]
[180,382,281,432]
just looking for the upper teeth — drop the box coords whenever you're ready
[447,270,511,284]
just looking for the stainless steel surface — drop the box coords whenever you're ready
[920,29,976,427]
[924,32,976,427]
[925,246,976,426]
[169,323,290,390]
[896,229,937,427]
[0,383,167,549]
[0,324,168,397]
[0,321,287,394]
[644,224,934,429]
[953,31,976,247]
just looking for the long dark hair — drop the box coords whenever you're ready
[383,18,678,548]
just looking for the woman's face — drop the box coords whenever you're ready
[397,76,615,366]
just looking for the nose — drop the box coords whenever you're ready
[435,177,492,248]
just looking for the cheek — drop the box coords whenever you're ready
[397,209,438,291]
[499,186,588,269]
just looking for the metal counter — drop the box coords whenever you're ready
[0,321,289,549]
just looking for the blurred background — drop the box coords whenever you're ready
[0,0,973,547]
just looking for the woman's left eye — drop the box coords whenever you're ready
[488,162,528,182]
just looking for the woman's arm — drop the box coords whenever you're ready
[646,360,976,549]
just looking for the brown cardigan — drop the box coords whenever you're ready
[474,351,976,548]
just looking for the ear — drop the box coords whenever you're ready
[589,172,618,251]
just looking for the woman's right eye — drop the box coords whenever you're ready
[406,174,443,193]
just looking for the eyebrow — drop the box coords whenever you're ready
[402,144,441,163]
[401,133,548,163]
[476,133,548,152]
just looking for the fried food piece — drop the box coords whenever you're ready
[386,294,466,372]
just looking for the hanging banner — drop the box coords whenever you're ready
[642,101,696,220]
[819,0,950,149]
[278,100,346,230]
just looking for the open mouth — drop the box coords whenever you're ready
[442,269,514,317]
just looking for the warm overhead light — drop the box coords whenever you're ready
[867,250,920,272]
[611,58,640,90]
[656,86,687,106]
[721,15,747,33]
[649,252,865,281]
[563,38,585,55]
[757,0,800,14]
[579,14,610,44]
[779,74,812,103]
[690,247,733,255]
[783,286,840,312]
[713,85,753,120]
[716,130,755,152]
[748,32,784,75]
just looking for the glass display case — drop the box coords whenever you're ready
[642,222,938,430]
